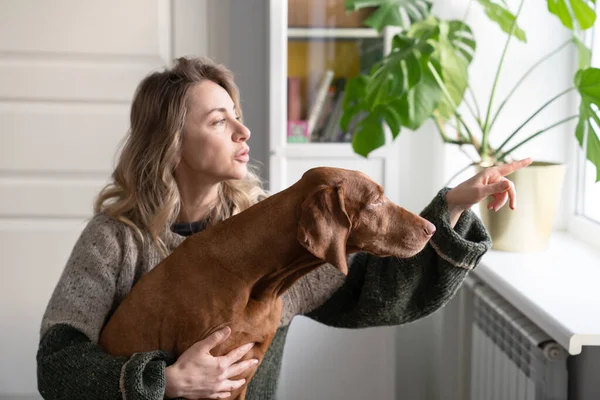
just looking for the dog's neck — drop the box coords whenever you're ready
[186,186,326,300]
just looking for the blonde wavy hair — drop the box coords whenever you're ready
[95,56,268,254]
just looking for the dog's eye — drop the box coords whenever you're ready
[369,198,384,208]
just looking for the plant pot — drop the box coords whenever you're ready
[477,161,566,252]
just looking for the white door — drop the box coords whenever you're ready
[0,0,207,396]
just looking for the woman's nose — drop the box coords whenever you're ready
[233,120,251,141]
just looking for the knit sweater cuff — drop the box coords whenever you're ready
[120,350,176,400]
[420,188,491,270]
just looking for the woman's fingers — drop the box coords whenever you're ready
[486,179,515,211]
[494,158,533,177]
[488,191,507,211]
[219,342,255,368]
[507,180,517,209]
[219,358,259,380]
[484,180,510,197]
[215,377,247,394]
[206,390,234,399]
[197,326,232,353]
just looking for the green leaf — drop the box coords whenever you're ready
[340,76,370,131]
[446,20,477,63]
[574,67,600,181]
[476,0,527,42]
[432,21,474,119]
[345,0,433,31]
[547,0,596,31]
[361,34,434,109]
[342,75,369,108]
[573,34,592,69]
[340,103,367,132]
[365,67,393,108]
[377,105,403,138]
[396,63,443,130]
[352,112,386,157]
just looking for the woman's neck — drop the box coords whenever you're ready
[176,180,221,223]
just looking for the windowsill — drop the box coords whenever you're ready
[474,231,600,355]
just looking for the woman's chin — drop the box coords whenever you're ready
[228,165,249,180]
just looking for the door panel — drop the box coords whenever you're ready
[0,0,204,394]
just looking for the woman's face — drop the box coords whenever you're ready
[178,80,251,183]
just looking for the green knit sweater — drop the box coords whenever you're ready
[36,188,491,399]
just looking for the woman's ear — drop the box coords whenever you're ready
[296,184,351,275]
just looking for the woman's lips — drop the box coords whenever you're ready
[235,150,250,162]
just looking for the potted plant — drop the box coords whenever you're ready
[341,0,600,251]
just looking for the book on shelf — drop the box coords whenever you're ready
[287,71,363,143]
[287,76,310,143]
[287,77,302,121]
[306,69,334,137]
[287,120,310,143]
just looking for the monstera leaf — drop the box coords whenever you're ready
[345,0,432,31]
[575,68,600,182]
[356,33,435,112]
[341,75,406,156]
[351,110,387,157]
[547,0,596,30]
[395,60,442,130]
[339,34,435,156]
[475,0,527,41]
[340,17,476,157]
[402,18,476,121]
[427,20,476,119]
[340,75,370,133]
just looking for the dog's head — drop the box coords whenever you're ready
[297,167,436,275]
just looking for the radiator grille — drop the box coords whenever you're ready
[469,282,568,400]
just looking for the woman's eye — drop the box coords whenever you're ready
[214,118,226,125]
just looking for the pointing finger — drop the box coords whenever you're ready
[494,158,533,177]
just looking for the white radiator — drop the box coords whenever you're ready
[466,279,569,400]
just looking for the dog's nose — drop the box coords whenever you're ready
[424,221,436,236]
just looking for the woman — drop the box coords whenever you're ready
[37,56,531,400]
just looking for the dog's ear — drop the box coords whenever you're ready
[297,184,351,275]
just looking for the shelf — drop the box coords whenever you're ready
[277,142,355,157]
[287,27,381,39]
[272,142,392,158]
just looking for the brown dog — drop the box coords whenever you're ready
[99,167,436,399]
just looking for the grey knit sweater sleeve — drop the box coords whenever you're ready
[287,187,491,327]
[37,215,174,400]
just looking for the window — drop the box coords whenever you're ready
[570,12,600,248]
[579,13,600,225]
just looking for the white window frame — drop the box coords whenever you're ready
[567,11,600,249]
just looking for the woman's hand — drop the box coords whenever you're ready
[165,326,259,399]
[445,158,533,227]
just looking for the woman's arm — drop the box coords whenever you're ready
[37,324,173,400]
[37,215,176,399]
